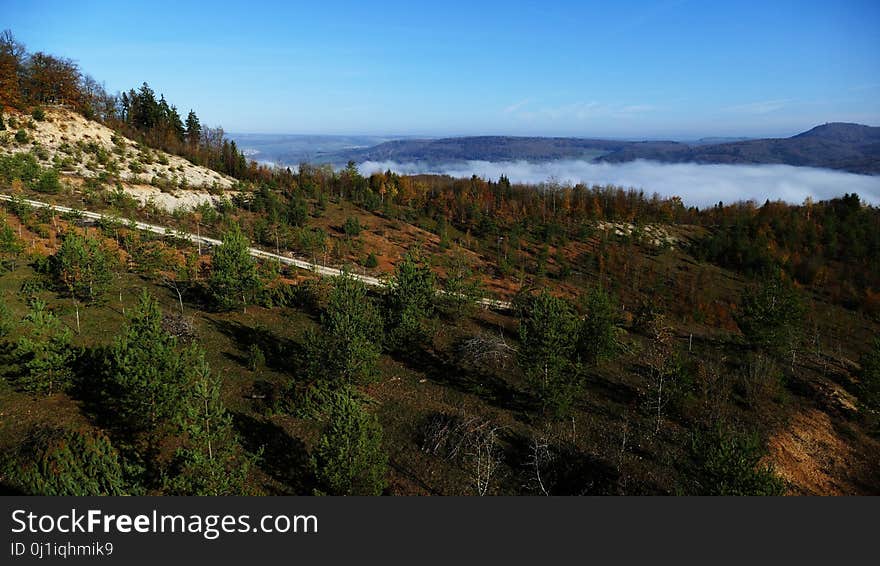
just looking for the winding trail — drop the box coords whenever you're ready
[0,194,512,311]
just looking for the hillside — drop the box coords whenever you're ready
[323,124,880,175]
[598,122,880,174]
[1,104,879,498]
[1,107,235,210]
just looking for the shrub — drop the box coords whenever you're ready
[683,424,786,495]
[35,168,61,194]
[384,251,435,348]
[31,107,45,121]
[343,216,361,237]
[2,426,129,495]
[14,129,27,143]
[364,251,379,268]
[312,393,387,496]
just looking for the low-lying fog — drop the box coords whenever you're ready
[357,159,880,207]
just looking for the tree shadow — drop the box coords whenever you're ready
[207,318,304,375]
[505,430,620,495]
[231,412,313,495]
[390,345,534,415]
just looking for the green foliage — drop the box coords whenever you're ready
[440,252,483,315]
[517,290,582,417]
[735,277,804,353]
[103,291,199,433]
[14,129,27,143]
[35,167,61,194]
[13,299,75,394]
[578,286,620,365]
[0,217,24,271]
[286,194,308,227]
[364,251,379,269]
[247,343,265,372]
[2,426,129,496]
[684,424,786,496]
[0,151,41,186]
[312,393,388,496]
[208,225,262,311]
[343,216,362,237]
[859,338,880,411]
[167,362,255,495]
[30,107,45,121]
[303,272,383,395]
[384,251,435,348]
[51,230,116,303]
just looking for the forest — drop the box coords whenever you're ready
[0,31,878,496]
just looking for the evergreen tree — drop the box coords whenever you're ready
[304,271,383,393]
[385,251,435,348]
[684,424,786,496]
[103,291,198,433]
[208,225,262,312]
[0,216,23,271]
[735,277,804,353]
[14,299,75,395]
[185,110,201,147]
[51,230,115,303]
[859,338,880,411]
[312,393,388,496]
[578,286,619,365]
[2,426,129,496]
[167,361,254,495]
[518,290,582,417]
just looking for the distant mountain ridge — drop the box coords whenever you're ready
[325,123,880,175]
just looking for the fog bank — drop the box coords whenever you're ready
[357,159,880,208]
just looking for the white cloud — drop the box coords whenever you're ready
[358,159,880,208]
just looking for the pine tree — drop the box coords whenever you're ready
[2,426,129,496]
[185,110,201,147]
[14,299,75,395]
[103,291,198,433]
[385,251,435,348]
[51,230,115,304]
[684,424,785,496]
[168,360,254,495]
[578,286,620,365]
[735,277,804,354]
[518,290,582,417]
[859,338,880,411]
[303,271,383,396]
[311,393,388,496]
[208,225,262,312]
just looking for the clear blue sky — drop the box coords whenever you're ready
[4,0,879,138]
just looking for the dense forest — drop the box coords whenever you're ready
[1,32,878,496]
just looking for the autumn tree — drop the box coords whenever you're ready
[208,225,261,312]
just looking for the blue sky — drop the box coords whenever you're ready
[4,0,879,137]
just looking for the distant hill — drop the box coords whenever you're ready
[325,123,880,174]
[598,123,880,174]
[329,136,631,164]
